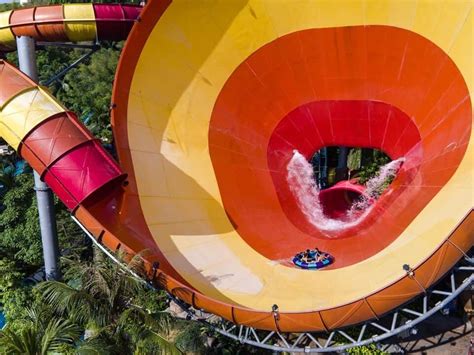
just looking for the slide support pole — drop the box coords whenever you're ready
[16,35,61,281]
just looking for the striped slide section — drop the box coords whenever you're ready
[0,59,126,211]
[0,3,141,51]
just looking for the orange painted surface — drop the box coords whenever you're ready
[209,26,469,267]
[0,0,472,332]
[0,4,141,48]
[103,0,472,330]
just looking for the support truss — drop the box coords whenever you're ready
[178,260,473,353]
[73,216,473,353]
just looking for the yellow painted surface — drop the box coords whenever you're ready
[0,11,14,49]
[127,0,473,311]
[0,87,65,149]
[63,4,97,42]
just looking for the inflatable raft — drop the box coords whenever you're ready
[292,249,334,270]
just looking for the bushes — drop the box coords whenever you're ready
[357,149,391,184]
[345,343,388,354]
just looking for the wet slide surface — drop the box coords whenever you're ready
[1,0,473,331]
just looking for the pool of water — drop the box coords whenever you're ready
[0,311,5,329]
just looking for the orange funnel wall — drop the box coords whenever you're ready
[1,0,473,332]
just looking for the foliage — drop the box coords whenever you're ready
[347,148,362,173]
[0,258,35,322]
[174,322,207,353]
[7,45,120,143]
[357,149,391,184]
[0,3,19,12]
[0,249,184,354]
[0,174,43,266]
[0,173,85,267]
[35,249,182,354]
[53,46,121,142]
[0,11,271,352]
[0,259,23,294]
[171,320,272,354]
[0,160,15,190]
[0,304,80,355]
[345,343,388,354]
[0,168,86,325]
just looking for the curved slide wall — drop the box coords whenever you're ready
[0,0,473,332]
[0,3,141,51]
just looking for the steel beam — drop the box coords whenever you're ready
[16,36,61,281]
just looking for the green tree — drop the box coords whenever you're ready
[0,305,80,354]
[0,3,19,12]
[37,250,181,354]
[357,149,391,184]
[54,47,120,142]
[347,148,362,179]
[0,170,15,191]
[0,173,84,267]
[0,174,43,266]
[0,258,35,322]
[7,45,120,143]
[346,343,388,354]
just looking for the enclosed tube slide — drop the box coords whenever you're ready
[0,0,473,333]
[0,60,126,210]
[318,180,368,219]
[0,3,141,51]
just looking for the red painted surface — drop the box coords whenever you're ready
[0,60,32,105]
[9,6,65,40]
[20,112,94,177]
[34,6,68,41]
[267,100,418,239]
[0,4,142,50]
[103,1,473,331]
[43,140,125,210]
[93,4,142,41]
[319,180,367,220]
[2,1,464,332]
[209,26,471,268]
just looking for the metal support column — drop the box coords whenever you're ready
[16,36,61,281]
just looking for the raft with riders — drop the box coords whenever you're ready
[292,247,334,269]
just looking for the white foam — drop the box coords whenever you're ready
[286,150,404,234]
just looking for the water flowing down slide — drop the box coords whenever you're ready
[0,0,472,332]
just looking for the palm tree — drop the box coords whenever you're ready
[0,305,80,354]
[37,249,181,354]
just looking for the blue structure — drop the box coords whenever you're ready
[292,249,334,270]
[0,311,6,329]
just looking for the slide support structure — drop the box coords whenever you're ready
[16,35,61,281]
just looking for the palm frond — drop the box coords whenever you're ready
[0,327,40,355]
[75,338,113,355]
[38,281,96,324]
[41,318,81,354]
[126,250,151,277]
[25,305,52,332]
[83,264,114,304]
[139,330,182,355]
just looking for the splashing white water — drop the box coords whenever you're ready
[349,157,405,214]
[286,150,404,232]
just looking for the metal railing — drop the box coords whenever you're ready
[72,215,473,353]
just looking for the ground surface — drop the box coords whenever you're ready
[385,313,472,354]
